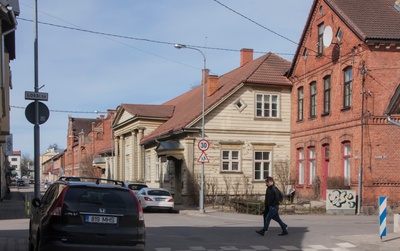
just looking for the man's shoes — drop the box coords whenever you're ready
[255,229,265,236]
[278,230,288,236]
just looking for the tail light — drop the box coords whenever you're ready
[144,196,153,201]
[49,186,69,216]
[168,198,174,202]
[129,190,144,221]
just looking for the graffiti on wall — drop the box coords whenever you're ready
[327,189,356,209]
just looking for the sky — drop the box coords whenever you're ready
[10,0,313,158]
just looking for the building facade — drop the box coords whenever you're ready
[288,0,400,211]
[0,0,18,200]
[113,49,293,206]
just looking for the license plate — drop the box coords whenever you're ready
[155,197,165,201]
[85,215,118,224]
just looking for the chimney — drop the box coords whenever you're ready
[202,69,210,85]
[240,48,253,67]
[207,75,219,97]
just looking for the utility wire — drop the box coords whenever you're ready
[11,105,106,114]
[17,17,270,55]
[212,0,299,45]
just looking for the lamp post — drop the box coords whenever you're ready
[174,44,206,213]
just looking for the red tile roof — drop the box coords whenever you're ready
[289,0,400,76]
[120,104,174,118]
[141,52,291,143]
[326,0,400,41]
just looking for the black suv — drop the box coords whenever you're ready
[29,177,145,251]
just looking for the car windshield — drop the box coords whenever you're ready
[148,190,170,196]
[64,187,138,209]
[128,184,147,190]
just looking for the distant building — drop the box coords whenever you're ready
[8,151,21,177]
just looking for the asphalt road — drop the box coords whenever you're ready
[1,187,399,251]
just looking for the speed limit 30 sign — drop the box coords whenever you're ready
[198,139,210,152]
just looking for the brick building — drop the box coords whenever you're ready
[288,0,400,212]
[64,110,116,177]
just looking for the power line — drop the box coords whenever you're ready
[212,0,299,45]
[17,17,271,55]
[11,105,106,114]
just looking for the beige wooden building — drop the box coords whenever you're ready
[112,49,292,206]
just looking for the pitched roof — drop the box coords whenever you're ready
[120,103,174,118]
[70,117,102,138]
[141,52,291,143]
[289,0,400,76]
[326,0,400,41]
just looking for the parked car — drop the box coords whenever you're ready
[29,178,35,184]
[16,179,25,186]
[29,176,146,251]
[125,183,148,195]
[136,188,174,212]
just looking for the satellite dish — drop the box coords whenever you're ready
[323,26,333,48]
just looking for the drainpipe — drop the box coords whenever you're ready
[387,115,400,127]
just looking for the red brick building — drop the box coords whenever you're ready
[64,110,116,177]
[288,0,400,212]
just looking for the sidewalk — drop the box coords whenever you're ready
[0,186,32,220]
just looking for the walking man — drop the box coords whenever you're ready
[256,176,288,236]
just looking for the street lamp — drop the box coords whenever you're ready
[174,43,206,213]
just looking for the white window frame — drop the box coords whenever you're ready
[256,93,280,118]
[254,151,271,181]
[308,147,316,184]
[221,150,241,172]
[343,142,351,186]
[298,149,304,185]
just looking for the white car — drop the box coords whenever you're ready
[125,182,148,195]
[136,188,174,212]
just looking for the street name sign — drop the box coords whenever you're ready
[25,91,48,101]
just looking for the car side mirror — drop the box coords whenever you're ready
[32,197,41,208]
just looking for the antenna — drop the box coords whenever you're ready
[322,26,333,48]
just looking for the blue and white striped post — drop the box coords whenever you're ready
[379,196,387,239]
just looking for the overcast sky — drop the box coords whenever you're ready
[10,0,313,158]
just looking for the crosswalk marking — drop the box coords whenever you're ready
[154,242,357,251]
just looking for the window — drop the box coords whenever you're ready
[254,151,271,180]
[343,67,352,108]
[308,147,316,184]
[222,150,240,172]
[155,156,160,181]
[145,154,151,181]
[256,93,279,118]
[298,148,305,185]
[343,142,351,186]
[298,87,304,121]
[323,76,331,114]
[310,82,316,118]
[318,23,324,55]
[11,157,17,161]
[323,144,330,176]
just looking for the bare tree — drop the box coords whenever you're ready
[20,153,33,177]
[273,160,291,194]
